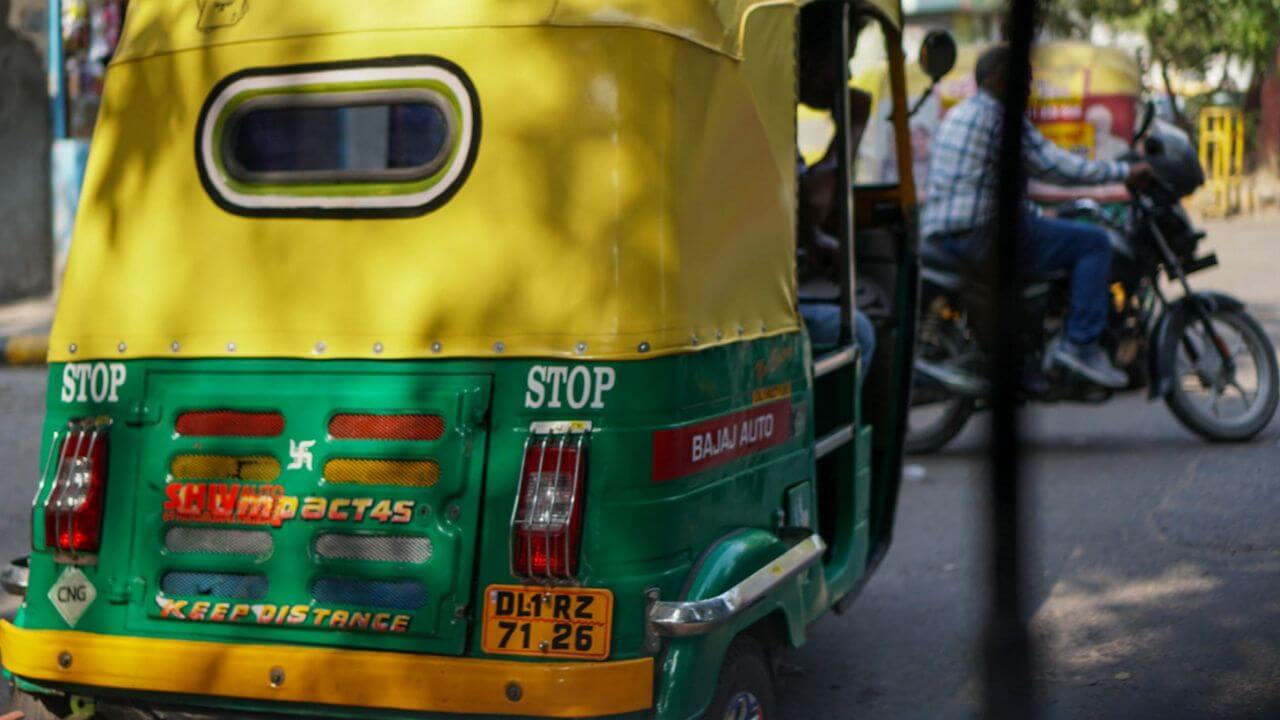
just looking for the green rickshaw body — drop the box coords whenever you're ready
[2,1,918,718]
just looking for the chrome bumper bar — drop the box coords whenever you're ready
[2,557,28,597]
[647,534,826,637]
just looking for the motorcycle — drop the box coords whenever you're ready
[907,104,1280,453]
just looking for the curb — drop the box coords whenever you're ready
[0,334,49,366]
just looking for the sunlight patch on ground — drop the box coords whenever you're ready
[1033,560,1221,678]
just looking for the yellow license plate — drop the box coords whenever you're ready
[481,585,613,660]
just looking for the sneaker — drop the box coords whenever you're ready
[1051,339,1129,390]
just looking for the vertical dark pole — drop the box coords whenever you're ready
[983,0,1038,718]
[48,0,67,139]
[835,1,855,347]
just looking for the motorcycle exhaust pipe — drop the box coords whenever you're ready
[915,358,989,397]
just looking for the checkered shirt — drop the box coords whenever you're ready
[920,90,1131,241]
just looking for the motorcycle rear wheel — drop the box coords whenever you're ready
[906,317,977,454]
[1166,308,1279,442]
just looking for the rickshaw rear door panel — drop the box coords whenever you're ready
[123,366,491,655]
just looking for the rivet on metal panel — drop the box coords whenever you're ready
[738,326,746,336]
[57,651,72,669]
[170,341,181,353]
[373,342,384,355]
[117,342,127,353]
[453,604,467,619]
[691,335,700,346]
[575,342,587,354]
[761,323,768,333]
[538,640,550,653]
[716,330,724,340]
[505,682,523,702]
[314,341,326,354]
[269,666,285,688]
[431,342,443,354]
[68,343,77,354]
[227,342,237,353]
[447,504,462,521]
[419,504,431,517]
[493,341,506,354]
[638,341,651,353]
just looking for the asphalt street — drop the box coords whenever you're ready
[1,216,1278,718]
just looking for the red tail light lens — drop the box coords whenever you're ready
[44,428,110,553]
[328,414,445,441]
[512,438,587,579]
[176,411,284,437]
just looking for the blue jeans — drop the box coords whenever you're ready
[936,214,1113,345]
[800,304,876,372]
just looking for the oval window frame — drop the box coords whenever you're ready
[196,57,481,219]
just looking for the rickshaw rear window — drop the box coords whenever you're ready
[197,59,480,218]
[224,95,453,183]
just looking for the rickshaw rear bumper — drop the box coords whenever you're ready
[1,557,27,597]
[646,533,825,637]
[0,620,654,718]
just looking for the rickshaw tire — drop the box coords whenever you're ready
[701,635,774,720]
[8,688,77,720]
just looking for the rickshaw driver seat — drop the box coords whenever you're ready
[796,2,876,366]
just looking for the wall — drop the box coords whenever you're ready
[0,0,53,302]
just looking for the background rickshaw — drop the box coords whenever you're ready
[854,39,1143,207]
[1,1,933,717]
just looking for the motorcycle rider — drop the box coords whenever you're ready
[920,45,1154,389]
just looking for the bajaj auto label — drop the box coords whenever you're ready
[651,400,793,483]
[48,566,97,627]
[60,363,127,403]
[525,366,616,409]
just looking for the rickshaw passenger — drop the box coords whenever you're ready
[797,6,875,367]
[920,45,1153,389]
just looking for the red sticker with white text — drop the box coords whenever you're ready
[652,400,792,483]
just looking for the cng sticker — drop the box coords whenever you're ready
[48,566,97,628]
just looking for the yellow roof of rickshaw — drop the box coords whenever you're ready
[115,0,898,64]
[915,40,1141,96]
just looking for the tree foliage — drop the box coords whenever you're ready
[1044,0,1280,82]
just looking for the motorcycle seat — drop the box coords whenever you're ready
[920,242,970,274]
[921,242,1070,290]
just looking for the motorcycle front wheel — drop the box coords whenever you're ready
[1166,308,1280,442]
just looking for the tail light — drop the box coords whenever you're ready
[43,420,111,554]
[329,414,445,441]
[511,430,588,582]
[176,410,284,437]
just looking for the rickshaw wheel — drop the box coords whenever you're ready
[8,688,77,720]
[703,636,774,720]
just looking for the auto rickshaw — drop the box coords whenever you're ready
[1,1,932,717]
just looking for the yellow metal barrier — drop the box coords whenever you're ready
[1198,106,1246,216]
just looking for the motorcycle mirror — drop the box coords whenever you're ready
[1132,99,1156,144]
[919,30,958,83]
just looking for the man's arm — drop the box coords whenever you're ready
[1022,118,1129,186]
